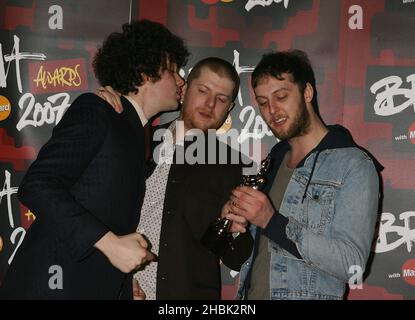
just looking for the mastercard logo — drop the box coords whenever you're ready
[0,95,11,121]
[408,123,415,145]
[402,259,415,286]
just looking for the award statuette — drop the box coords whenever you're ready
[200,155,272,256]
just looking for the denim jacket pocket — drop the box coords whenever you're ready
[302,181,337,233]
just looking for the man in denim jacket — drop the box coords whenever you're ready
[223,50,382,300]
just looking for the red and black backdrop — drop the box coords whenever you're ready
[0,0,414,300]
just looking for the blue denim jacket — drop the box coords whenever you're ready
[237,126,380,300]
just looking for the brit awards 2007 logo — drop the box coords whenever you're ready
[365,66,415,152]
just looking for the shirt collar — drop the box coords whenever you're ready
[124,95,148,127]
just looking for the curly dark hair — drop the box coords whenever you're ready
[93,19,190,95]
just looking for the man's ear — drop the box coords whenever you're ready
[304,82,314,103]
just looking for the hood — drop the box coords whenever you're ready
[268,124,383,203]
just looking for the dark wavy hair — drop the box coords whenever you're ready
[252,49,322,121]
[93,19,190,95]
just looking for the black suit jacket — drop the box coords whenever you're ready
[0,93,146,299]
[149,123,253,299]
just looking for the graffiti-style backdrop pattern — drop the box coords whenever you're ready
[1,0,414,299]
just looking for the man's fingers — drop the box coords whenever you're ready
[139,250,157,267]
[231,224,246,234]
[230,192,255,208]
[220,201,233,218]
[96,86,123,113]
[146,251,157,263]
[132,279,146,300]
[226,212,248,225]
[226,213,247,233]
[104,85,120,96]
[230,203,243,216]
[103,86,123,111]
[135,233,149,248]
[132,278,139,291]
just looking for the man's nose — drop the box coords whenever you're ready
[206,95,215,109]
[268,101,280,115]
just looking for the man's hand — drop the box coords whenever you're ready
[96,85,123,113]
[94,231,155,273]
[132,278,146,300]
[229,186,276,229]
[220,200,248,233]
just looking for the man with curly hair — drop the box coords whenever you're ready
[0,20,190,299]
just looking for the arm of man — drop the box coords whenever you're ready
[18,94,155,271]
[282,156,379,281]
[18,94,110,261]
[230,156,379,281]
[229,186,301,259]
[94,231,155,274]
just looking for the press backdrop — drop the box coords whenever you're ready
[1,0,414,299]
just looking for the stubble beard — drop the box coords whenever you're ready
[273,100,311,141]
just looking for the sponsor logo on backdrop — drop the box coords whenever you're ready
[365,66,415,151]
[402,259,415,286]
[370,74,415,117]
[231,50,273,143]
[201,0,234,4]
[410,122,415,144]
[394,122,415,145]
[386,259,415,287]
[0,95,11,121]
[375,211,415,253]
[0,35,46,93]
[245,0,289,11]
[1,35,74,131]
[200,0,290,12]
[0,170,26,265]
[16,92,71,131]
[28,58,88,94]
